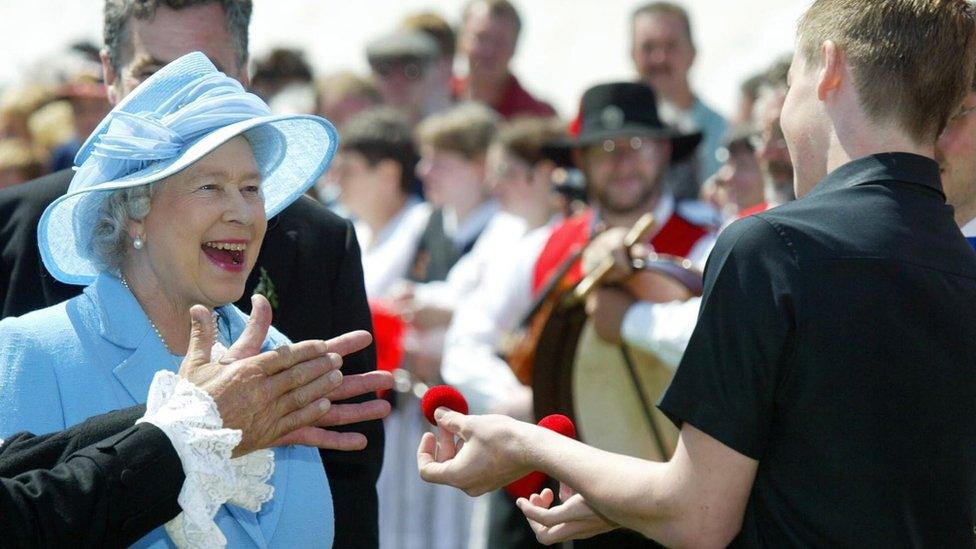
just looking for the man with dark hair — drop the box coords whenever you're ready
[333,107,430,297]
[0,1,383,547]
[454,0,556,119]
[419,1,976,546]
[630,2,726,185]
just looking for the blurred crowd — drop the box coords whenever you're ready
[0,1,798,547]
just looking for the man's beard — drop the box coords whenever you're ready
[596,181,659,216]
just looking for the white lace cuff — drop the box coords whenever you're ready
[137,370,275,548]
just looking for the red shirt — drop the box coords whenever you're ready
[531,208,711,296]
[452,74,557,119]
[737,202,771,219]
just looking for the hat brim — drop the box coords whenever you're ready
[569,125,702,163]
[38,113,338,286]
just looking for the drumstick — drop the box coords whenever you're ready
[571,212,656,302]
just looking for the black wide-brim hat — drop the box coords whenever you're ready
[546,82,703,164]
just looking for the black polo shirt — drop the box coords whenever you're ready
[659,153,976,547]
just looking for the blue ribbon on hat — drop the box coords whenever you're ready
[71,72,272,190]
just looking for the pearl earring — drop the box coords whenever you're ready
[133,237,144,250]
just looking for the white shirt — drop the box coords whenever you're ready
[412,205,528,310]
[355,198,432,298]
[441,224,553,414]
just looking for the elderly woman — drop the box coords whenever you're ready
[0,53,340,547]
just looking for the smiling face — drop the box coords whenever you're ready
[581,136,671,215]
[460,4,518,81]
[126,135,266,309]
[631,11,695,101]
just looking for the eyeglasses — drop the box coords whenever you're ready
[585,137,663,165]
[371,58,429,81]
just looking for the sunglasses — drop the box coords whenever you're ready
[371,58,429,81]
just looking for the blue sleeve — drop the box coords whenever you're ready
[0,318,65,439]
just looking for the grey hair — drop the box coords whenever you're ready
[104,0,252,73]
[89,183,158,274]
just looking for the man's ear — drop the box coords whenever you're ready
[817,40,844,101]
[100,48,121,106]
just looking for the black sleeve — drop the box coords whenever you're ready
[0,423,184,548]
[658,216,798,460]
[0,170,81,319]
[322,217,383,549]
[0,406,146,476]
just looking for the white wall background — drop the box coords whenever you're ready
[0,0,810,118]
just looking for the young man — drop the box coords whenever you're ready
[419,1,976,546]
[332,107,431,298]
[0,1,383,546]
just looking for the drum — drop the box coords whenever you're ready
[531,254,703,461]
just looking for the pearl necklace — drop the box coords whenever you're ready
[120,276,218,354]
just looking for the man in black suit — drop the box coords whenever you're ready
[0,300,391,547]
[0,1,383,546]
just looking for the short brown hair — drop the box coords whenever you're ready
[494,117,566,165]
[316,71,381,105]
[462,0,522,39]
[402,11,456,60]
[415,102,498,160]
[797,0,976,143]
[341,107,419,194]
[631,2,694,48]
[104,0,252,72]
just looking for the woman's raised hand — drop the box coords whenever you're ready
[178,295,388,456]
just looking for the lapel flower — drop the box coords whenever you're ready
[253,267,279,311]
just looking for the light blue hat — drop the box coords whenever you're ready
[38,51,338,285]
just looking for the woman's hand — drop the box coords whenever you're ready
[179,295,382,456]
[517,485,619,545]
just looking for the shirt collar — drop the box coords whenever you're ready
[443,200,499,248]
[806,153,943,199]
[960,217,976,238]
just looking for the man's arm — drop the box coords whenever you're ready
[0,420,184,547]
[420,412,756,547]
[0,406,145,476]
[420,217,796,546]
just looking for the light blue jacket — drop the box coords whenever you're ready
[0,273,334,548]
